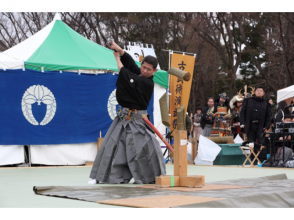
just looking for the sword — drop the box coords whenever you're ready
[142,115,174,153]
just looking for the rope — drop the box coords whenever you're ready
[24,63,116,75]
[126,109,133,120]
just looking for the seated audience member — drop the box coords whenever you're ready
[290,97,294,114]
[274,134,293,165]
[277,100,290,115]
[275,114,294,149]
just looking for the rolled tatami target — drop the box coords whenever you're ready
[159,93,170,127]
[168,67,191,81]
[207,136,234,144]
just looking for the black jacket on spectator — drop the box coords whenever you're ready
[240,96,272,134]
[200,106,217,129]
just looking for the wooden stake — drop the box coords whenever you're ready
[174,130,187,176]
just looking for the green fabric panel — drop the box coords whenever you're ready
[26,20,118,71]
[154,69,168,89]
[170,176,175,187]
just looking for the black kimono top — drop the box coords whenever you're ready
[116,52,154,110]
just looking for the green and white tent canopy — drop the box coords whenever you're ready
[3,13,168,88]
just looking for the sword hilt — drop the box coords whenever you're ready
[106,39,118,52]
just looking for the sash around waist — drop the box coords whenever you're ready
[123,108,147,116]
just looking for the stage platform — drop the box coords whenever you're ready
[1,164,294,208]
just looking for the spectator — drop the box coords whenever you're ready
[192,106,202,139]
[201,97,217,137]
[229,92,244,138]
[240,85,272,164]
[277,100,290,115]
[186,112,192,139]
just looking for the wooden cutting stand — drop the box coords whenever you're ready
[155,130,205,188]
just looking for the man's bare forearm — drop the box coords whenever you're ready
[115,56,123,71]
[117,47,124,56]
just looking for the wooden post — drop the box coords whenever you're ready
[174,130,187,176]
[155,131,205,188]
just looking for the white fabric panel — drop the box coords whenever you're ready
[141,46,161,69]
[125,45,142,62]
[154,83,167,146]
[125,44,161,69]
[194,157,213,165]
[234,134,244,144]
[3,18,56,61]
[0,145,24,165]
[30,142,97,165]
[0,53,24,69]
[195,135,221,163]
[277,85,294,103]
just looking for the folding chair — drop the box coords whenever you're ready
[239,145,265,166]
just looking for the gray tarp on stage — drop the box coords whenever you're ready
[33,185,182,202]
[175,173,294,208]
[33,174,294,207]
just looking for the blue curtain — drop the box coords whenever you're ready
[0,69,154,145]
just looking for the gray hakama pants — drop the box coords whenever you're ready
[89,108,166,184]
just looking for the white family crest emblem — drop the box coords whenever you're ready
[107,89,120,120]
[21,85,56,125]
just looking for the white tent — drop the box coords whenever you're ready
[277,85,294,103]
[1,13,167,165]
[0,52,24,70]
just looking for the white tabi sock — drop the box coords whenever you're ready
[87,179,97,184]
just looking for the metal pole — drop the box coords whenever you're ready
[28,145,32,167]
[167,50,171,116]
[162,49,196,56]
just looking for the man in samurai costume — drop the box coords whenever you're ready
[88,41,166,184]
[212,93,232,136]
[229,91,245,138]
